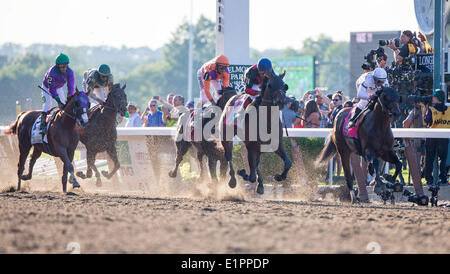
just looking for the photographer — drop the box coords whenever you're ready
[421,89,450,186]
[386,30,417,64]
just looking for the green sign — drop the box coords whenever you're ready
[272,56,315,97]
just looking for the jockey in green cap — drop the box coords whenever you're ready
[82,64,114,105]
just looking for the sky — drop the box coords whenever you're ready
[0,0,420,51]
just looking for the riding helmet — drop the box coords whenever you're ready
[257,58,272,73]
[98,64,112,77]
[55,53,70,64]
[215,55,230,66]
[373,68,387,83]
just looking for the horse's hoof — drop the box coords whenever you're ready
[228,177,237,189]
[256,184,264,195]
[20,175,31,181]
[274,174,284,182]
[101,171,110,179]
[237,169,248,180]
[72,181,80,188]
[168,170,177,178]
[76,171,86,179]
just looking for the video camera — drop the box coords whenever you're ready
[362,47,386,71]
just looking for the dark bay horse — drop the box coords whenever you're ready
[76,83,127,186]
[168,87,236,183]
[5,88,90,192]
[219,74,289,195]
[316,87,401,203]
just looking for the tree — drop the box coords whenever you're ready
[120,15,215,109]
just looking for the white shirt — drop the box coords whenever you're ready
[126,112,143,127]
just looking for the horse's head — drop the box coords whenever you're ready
[379,87,401,121]
[73,87,90,127]
[106,83,128,116]
[262,73,288,108]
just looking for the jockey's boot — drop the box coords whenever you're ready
[347,107,362,128]
[40,112,48,135]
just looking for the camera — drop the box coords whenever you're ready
[379,38,401,48]
[363,47,385,70]
[408,95,432,105]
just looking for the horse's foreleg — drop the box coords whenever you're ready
[274,141,292,182]
[197,150,206,181]
[169,141,190,178]
[57,148,75,193]
[366,149,384,195]
[207,155,218,184]
[21,146,42,181]
[102,145,120,180]
[381,151,402,183]
[67,149,80,188]
[222,141,236,188]
[255,155,264,195]
[87,151,102,187]
[245,142,258,184]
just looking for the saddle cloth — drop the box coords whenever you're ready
[31,110,58,145]
[342,107,361,139]
[223,94,252,128]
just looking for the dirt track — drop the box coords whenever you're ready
[0,178,449,254]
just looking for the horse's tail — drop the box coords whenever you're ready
[315,134,337,167]
[4,112,24,135]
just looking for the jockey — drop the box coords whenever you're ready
[40,53,75,133]
[197,54,230,106]
[243,58,275,100]
[347,68,387,127]
[83,64,114,104]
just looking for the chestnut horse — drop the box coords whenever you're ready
[5,88,90,192]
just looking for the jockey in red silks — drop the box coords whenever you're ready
[197,54,230,106]
[242,58,275,100]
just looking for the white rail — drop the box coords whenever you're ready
[2,126,450,138]
[115,127,450,139]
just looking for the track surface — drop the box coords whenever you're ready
[0,180,449,254]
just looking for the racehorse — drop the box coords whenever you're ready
[219,73,290,195]
[316,87,401,203]
[168,87,237,183]
[5,88,90,192]
[76,83,127,186]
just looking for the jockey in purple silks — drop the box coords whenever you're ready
[40,53,75,133]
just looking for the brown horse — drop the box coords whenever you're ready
[5,88,90,192]
[316,87,401,203]
[219,73,289,195]
[76,83,128,186]
[168,87,236,183]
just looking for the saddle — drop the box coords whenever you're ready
[31,108,59,155]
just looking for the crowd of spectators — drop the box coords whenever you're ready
[282,88,354,129]
[119,93,193,128]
